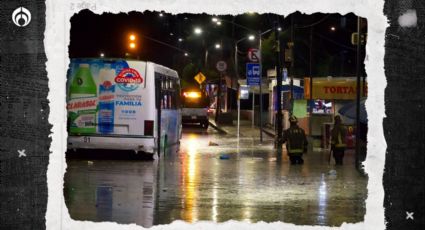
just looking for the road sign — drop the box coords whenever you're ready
[283,68,288,81]
[216,61,227,72]
[194,72,206,84]
[239,85,249,99]
[246,63,260,86]
[247,48,261,62]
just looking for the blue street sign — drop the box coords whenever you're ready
[246,63,260,86]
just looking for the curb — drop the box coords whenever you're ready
[208,120,228,134]
[261,128,276,138]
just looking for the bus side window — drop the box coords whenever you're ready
[155,78,161,110]
[176,79,181,108]
[156,75,180,110]
[163,93,168,109]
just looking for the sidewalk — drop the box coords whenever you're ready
[208,117,327,153]
[208,116,363,171]
[208,117,275,140]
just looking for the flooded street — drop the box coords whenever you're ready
[64,126,367,227]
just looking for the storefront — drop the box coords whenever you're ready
[304,77,367,148]
[268,77,305,130]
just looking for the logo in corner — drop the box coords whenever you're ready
[115,68,143,92]
[12,7,31,27]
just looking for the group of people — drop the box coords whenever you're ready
[282,115,347,165]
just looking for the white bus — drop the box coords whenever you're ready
[66,58,181,157]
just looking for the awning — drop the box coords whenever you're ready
[280,85,304,100]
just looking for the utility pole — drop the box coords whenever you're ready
[290,14,294,115]
[308,26,313,136]
[275,21,283,151]
[355,16,362,170]
[215,40,224,122]
[259,31,263,142]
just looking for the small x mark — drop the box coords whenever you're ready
[18,149,26,157]
[406,211,414,220]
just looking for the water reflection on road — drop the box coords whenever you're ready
[155,127,367,226]
[64,126,367,227]
[64,159,157,227]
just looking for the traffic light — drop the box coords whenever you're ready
[128,33,138,50]
[351,32,367,45]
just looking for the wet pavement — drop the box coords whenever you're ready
[64,124,367,227]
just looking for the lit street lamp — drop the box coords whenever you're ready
[214,16,269,141]
[194,27,202,35]
[234,34,256,137]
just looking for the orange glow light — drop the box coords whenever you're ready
[129,42,136,49]
[183,91,201,98]
[129,34,136,41]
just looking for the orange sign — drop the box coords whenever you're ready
[194,72,206,84]
[304,77,367,100]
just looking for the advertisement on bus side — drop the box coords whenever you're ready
[67,59,147,136]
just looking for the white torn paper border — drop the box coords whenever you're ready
[45,0,388,229]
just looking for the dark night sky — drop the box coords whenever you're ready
[69,10,366,77]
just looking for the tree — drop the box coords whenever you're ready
[181,63,198,89]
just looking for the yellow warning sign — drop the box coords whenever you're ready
[194,72,206,84]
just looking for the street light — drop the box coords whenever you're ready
[100,52,105,58]
[129,42,136,49]
[215,43,221,49]
[129,34,136,41]
[213,17,265,139]
[194,27,203,35]
[212,17,222,26]
[330,26,336,31]
[234,35,256,137]
[178,38,183,42]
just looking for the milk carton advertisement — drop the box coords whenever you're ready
[67,58,147,136]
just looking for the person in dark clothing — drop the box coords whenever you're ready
[282,115,308,165]
[331,115,347,165]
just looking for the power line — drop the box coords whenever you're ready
[315,32,356,50]
[141,34,189,54]
[295,15,330,29]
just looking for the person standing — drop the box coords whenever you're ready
[283,115,308,165]
[331,115,347,165]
